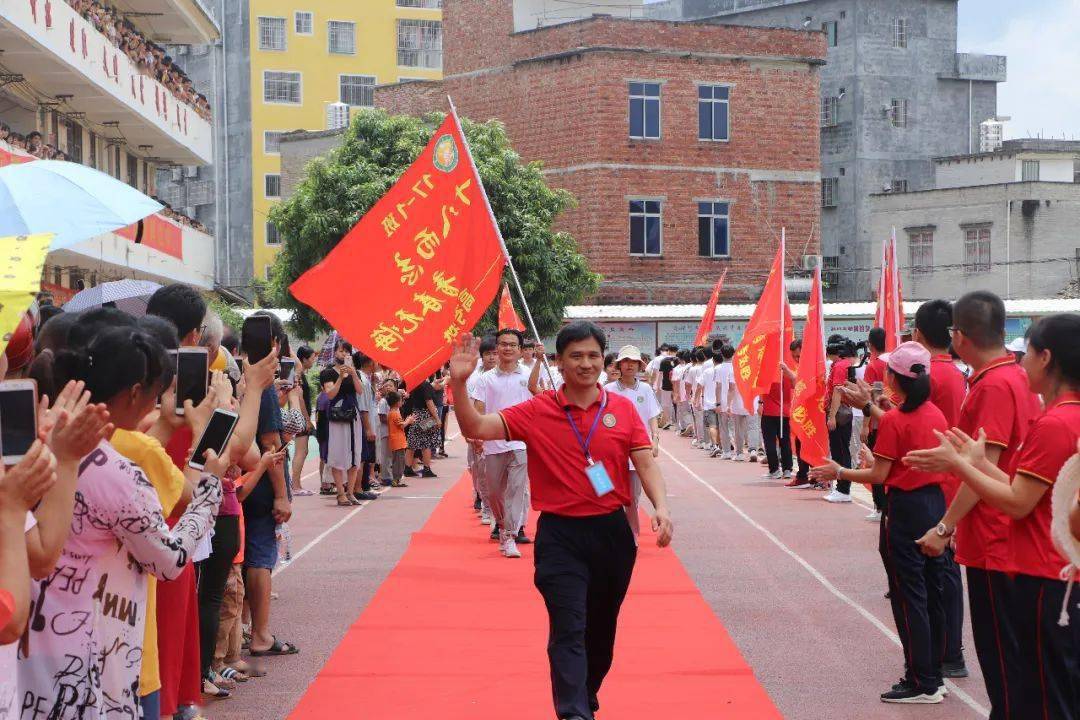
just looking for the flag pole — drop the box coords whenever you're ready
[447,96,555,386]
[779,227,786,431]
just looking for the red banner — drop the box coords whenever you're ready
[498,283,525,332]
[733,241,794,409]
[693,268,728,347]
[116,215,183,259]
[290,112,506,388]
[791,267,829,466]
[0,142,36,167]
[874,230,904,351]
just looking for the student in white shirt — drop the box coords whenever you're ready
[467,336,499,525]
[686,350,707,447]
[605,345,661,539]
[718,344,751,460]
[698,350,721,454]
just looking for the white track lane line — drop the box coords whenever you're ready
[660,446,990,718]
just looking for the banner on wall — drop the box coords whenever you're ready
[595,322,657,354]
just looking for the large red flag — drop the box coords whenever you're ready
[874,229,904,351]
[290,112,506,388]
[693,268,728,347]
[733,238,794,410]
[791,267,829,466]
[498,282,525,332]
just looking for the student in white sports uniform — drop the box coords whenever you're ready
[672,352,692,434]
[717,344,750,460]
[604,345,660,538]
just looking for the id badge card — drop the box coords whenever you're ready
[585,460,614,497]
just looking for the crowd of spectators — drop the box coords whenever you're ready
[66,0,212,121]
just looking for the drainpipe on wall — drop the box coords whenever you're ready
[1005,194,1011,299]
[968,80,973,154]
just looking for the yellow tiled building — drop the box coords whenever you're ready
[249,0,443,279]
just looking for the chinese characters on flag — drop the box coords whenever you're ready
[733,240,794,410]
[498,282,525,332]
[875,229,904,352]
[790,267,829,466]
[693,268,728,347]
[290,112,505,388]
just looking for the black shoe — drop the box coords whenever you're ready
[490,523,500,541]
[880,686,942,704]
[473,495,482,511]
[319,487,335,496]
[420,467,437,478]
[890,677,915,693]
[515,529,531,544]
[354,491,378,501]
[403,467,418,477]
[942,660,968,678]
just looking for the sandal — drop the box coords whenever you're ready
[202,677,232,699]
[217,665,249,683]
[336,494,353,507]
[249,634,300,656]
[208,669,237,690]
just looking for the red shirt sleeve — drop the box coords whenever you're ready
[969,384,1013,448]
[1014,415,1071,485]
[499,393,545,443]
[0,588,14,630]
[873,410,902,461]
[863,359,882,386]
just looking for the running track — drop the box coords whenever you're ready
[212,419,992,719]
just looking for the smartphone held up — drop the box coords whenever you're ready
[188,408,239,471]
[0,379,38,465]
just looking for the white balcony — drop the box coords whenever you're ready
[110,0,220,44]
[0,0,212,165]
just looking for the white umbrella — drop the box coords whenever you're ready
[63,279,163,316]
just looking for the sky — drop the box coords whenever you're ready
[957,0,1080,140]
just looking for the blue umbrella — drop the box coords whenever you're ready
[0,160,163,250]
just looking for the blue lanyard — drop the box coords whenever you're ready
[564,390,607,465]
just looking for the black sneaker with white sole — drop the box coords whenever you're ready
[881,685,943,704]
[942,660,968,678]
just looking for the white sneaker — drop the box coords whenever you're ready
[720,451,733,460]
[733,453,748,462]
[866,510,882,522]
[762,470,782,479]
[502,537,521,559]
[480,510,493,525]
[823,490,853,503]
[782,470,793,479]
[691,440,701,448]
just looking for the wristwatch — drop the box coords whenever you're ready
[934,522,954,538]
[862,402,874,415]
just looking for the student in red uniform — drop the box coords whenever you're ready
[861,327,889,517]
[907,312,1080,719]
[905,291,1041,720]
[450,322,673,720]
[813,342,950,704]
[912,299,969,678]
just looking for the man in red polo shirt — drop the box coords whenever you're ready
[908,291,1041,720]
[450,321,673,720]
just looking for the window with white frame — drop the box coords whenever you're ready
[258,17,286,51]
[891,179,908,193]
[629,82,661,139]
[264,265,274,281]
[264,72,301,104]
[295,11,313,34]
[1022,159,1041,181]
[821,95,839,127]
[823,21,838,47]
[629,200,662,256]
[396,0,441,6]
[890,98,908,127]
[698,202,731,257]
[892,17,908,48]
[264,131,283,154]
[340,75,376,107]
[908,230,933,274]
[265,174,281,198]
[964,227,991,273]
[328,21,356,54]
[397,19,442,68]
[698,85,729,141]
[266,221,281,245]
[821,178,838,207]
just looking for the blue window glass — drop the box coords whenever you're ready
[698,201,731,257]
[698,84,730,141]
[629,82,661,139]
[629,200,662,256]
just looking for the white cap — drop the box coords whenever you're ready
[1006,336,1027,353]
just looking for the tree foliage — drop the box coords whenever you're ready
[269,109,599,340]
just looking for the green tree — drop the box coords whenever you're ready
[269,109,598,340]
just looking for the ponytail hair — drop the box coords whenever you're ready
[890,364,931,413]
[52,327,170,404]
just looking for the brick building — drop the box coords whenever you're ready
[376,0,826,304]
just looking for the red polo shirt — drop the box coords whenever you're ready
[863,356,886,387]
[1007,392,1080,579]
[929,355,966,428]
[827,357,851,397]
[872,402,950,492]
[761,376,792,417]
[500,387,652,517]
[953,356,1041,571]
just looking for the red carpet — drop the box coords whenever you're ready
[288,475,781,719]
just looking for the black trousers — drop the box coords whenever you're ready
[1010,573,1080,720]
[194,513,240,678]
[966,567,1022,720]
[793,438,811,481]
[828,420,853,493]
[534,510,637,720]
[879,485,946,692]
[761,415,793,473]
[865,430,887,511]
[942,548,965,665]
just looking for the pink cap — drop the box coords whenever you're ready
[880,341,931,379]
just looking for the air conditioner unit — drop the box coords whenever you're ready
[802,254,822,270]
[176,46,188,55]
[184,165,198,178]
[326,102,350,131]
[171,167,182,182]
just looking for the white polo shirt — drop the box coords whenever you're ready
[472,364,532,454]
[672,363,689,402]
[717,362,748,415]
[701,361,719,410]
[605,379,661,427]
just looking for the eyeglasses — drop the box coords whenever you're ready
[948,326,963,335]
